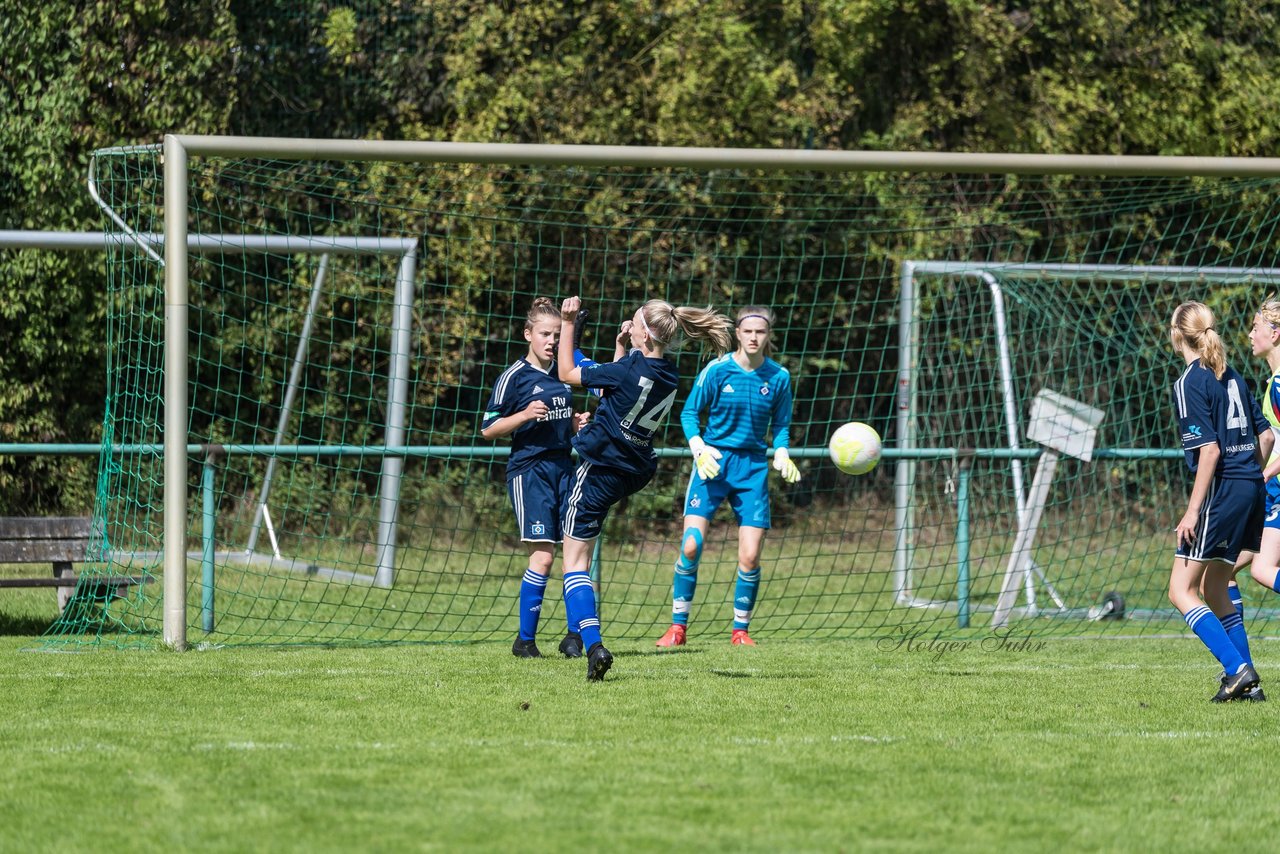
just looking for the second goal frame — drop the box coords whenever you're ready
[156,134,1280,649]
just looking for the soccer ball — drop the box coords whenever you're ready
[828,422,881,475]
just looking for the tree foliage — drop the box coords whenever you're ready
[4,0,1280,512]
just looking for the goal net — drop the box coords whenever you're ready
[53,141,1280,647]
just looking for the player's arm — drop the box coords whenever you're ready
[613,320,633,361]
[1177,442,1219,547]
[682,363,723,479]
[1249,391,1272,471]
[680,365,712,444]
[481,399,549,440]
[558,297,585,386]
[1266,431,1280,481]
[769,370,800,483]
[1174,383,1218,546]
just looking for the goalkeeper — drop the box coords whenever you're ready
[656,305,799,648]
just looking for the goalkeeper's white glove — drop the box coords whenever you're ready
[689,436,723,480]
[772,447,801,484]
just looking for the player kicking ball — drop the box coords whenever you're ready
[557,295,732,680]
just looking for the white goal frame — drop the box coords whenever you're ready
[156,135,1280,649]
[896,260,1280,622]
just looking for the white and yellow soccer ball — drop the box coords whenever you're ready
[828,422,881,475]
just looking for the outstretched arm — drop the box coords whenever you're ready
[558,296,584,386]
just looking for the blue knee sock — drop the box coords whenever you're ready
[672,527,703,627]
[518,569,548,642]
[563,570,602,650]
[1185,606,1246,674]
[1221,611,1253,668]
[1225,583,1250,665]
[732,565,761,631]
[672,557,698,626]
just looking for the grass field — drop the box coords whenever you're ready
[4,605,1280,851]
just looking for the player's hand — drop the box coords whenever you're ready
[523,400,550,422]
[689,437,722,480]
[617,320,633,349]
[573,410,591,432]
[560,296,581,322]
[1175,509,1199,548]
[772,448,801,484]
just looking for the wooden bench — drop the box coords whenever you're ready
[0,516,142,612]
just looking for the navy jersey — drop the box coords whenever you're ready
[1173,359,1266,479]
[482,359,576,480]
[573,349,680,473]
[680,354,793,452]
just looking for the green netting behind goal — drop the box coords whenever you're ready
[51,147,1280,647]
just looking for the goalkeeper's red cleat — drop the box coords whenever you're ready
[731,629,756,646]
[655,624,686,647]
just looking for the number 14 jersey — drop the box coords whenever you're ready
[575,349,679,474]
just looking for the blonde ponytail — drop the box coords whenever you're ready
[1171,301,1226,379]
[639,299,732,356]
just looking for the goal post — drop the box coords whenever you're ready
[898,260,1280,621]
[70,134,1280,650]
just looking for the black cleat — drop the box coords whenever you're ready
[559,631,583,658]
[1212,664,1260,702]
[586,642,613,682]
[1220,670,1268,702]
[511,638,542,659]
[573,308,590,350]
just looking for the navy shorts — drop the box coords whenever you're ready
[683,449,771,528]
[562,460,654,541]
[507,456,574,543]
[1176,477,1264,563]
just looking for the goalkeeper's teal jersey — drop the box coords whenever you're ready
[680,353,793,453]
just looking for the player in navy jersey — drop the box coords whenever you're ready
[654,305,801,648]
[1213,297,1280,702]
[1168,301,1267,702]
[556,295,733,681]
[481,298,591,659]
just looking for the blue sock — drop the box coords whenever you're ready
[672,527,703,627]
[517,569,548,642]
[1272,568,1280,594]
[732,565,761,631]
[1184,606,1246,674]
[1229,583,1244,618]
[1220,611,1253,668]
[672,557,698,626]
[563,570,602,650]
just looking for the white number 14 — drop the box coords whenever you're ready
[620,376,676,431]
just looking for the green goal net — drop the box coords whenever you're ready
[50,143,1280,647]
